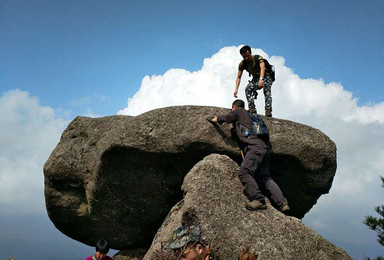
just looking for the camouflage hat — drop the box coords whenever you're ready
[169,225,202,249]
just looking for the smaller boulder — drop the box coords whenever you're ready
[144,154,351,260]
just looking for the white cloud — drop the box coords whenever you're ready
[0,89,68,214]
[345,102,384,124]
[118,46,384,252]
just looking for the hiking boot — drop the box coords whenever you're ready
[279,201,290,214]
[265,109,272,117]
[245,200,267,211]
[249,107,257,115]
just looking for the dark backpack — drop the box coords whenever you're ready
[243,55,275,82]
[239,112,270,141]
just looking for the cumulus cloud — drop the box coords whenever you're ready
[0,89,68,215]
[119,46,384,249]
[118,47,269,116]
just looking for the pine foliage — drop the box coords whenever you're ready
[364,176,384,246]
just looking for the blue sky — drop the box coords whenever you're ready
[1,0,384,259]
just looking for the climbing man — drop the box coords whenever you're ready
[234,45,274,117]
[209,99,289,212]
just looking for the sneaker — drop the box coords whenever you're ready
[245,200,267,211]
[249,107,257,115]
[265,109,272,117]
[279,201,290,213]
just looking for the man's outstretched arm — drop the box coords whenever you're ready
[234,70,243,98]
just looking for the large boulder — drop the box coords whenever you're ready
[143,154,350,260]
[44,105,336,249]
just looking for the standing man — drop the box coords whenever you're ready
[234,45,274,117]
[210,99,289,212]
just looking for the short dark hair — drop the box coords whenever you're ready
[232,99,245,109]
[240,45,251,54]
[95,239,110,254]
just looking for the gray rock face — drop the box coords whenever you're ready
[44,105,336,249]
[143,154,350,260]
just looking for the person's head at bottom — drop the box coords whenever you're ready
[94,239,110,260]
[169,225,209,260]
[174,242,206,260]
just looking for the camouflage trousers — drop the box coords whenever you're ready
[245,75,273,113]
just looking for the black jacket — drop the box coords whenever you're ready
[217,107,266,147]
